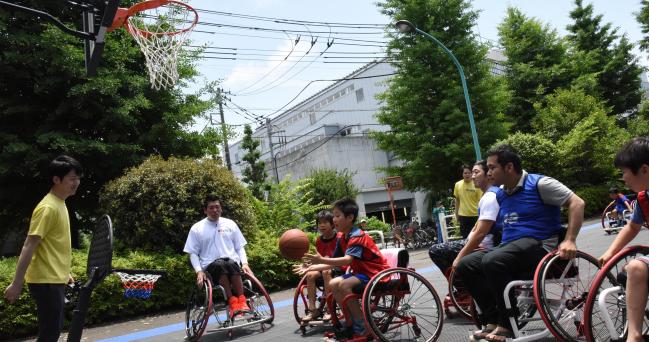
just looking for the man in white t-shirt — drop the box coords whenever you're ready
[184,194,253,316]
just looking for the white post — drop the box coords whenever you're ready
[437,211,448,243]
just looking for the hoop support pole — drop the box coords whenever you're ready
[0,1,95,40]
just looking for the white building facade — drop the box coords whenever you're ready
[229,61,428,224]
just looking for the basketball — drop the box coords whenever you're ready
[278,229,310,260]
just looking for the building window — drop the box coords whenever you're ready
[309,112,316,124]
[355,88,365,102]
[235,153,239,163]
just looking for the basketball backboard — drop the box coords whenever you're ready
[83,0,120,76]
[86,214,113,282]
[0,0,120,76]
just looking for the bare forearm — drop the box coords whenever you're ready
[605,223,641,256]
[457,223,490,260]
[564,195,585,242]
[309,264,334,272]
[319,256,352,267]
[12,237,40,285]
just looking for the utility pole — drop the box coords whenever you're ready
[266,117,279,183]
[217,88,232,170]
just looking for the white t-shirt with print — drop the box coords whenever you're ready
[183,217,247,270]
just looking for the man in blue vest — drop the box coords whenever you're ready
[456,144,584,342]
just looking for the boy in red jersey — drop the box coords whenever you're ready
[303,198,389,337]
[293,210,340,323]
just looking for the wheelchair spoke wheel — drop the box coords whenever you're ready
[584,245,649,342]
[448,268,473,319]
[362,268,443,342]
[534,250,602,342]
[293,275,309,324]
[185,279,212,342]
[243,273,275,324]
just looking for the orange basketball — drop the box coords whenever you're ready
[278,229,310,260]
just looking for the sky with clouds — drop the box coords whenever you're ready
[184,0,647,138]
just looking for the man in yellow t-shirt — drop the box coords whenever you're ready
[454,164,483,239]
[4,155,82,342]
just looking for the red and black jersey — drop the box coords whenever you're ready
[335,227,389,279]
[316,232,340,257]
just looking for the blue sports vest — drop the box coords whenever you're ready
[496,173,562,244]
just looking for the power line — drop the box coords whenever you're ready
[194,8,386,28]
[192,29,389,47]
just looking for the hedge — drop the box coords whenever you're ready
[0,238,301,339]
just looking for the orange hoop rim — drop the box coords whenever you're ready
[110,0,198,38]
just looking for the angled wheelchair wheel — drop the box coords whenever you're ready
[243,272,275,325]
[448,268,473,319]
[185,279,213,342]
[601,202,616,234]
[362,268,443,342]
[293,274,309,324]
[534,250,602,342]
[583,245,649,342]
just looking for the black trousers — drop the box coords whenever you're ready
[455,237,548,329]
[457,215,478,239]
[28,283,66,342]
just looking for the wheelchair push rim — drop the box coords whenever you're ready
[185,278,213,341]
[583,245,649,342]
[448,268,473,320]
[533,250,602,342]
[362,267,443,342]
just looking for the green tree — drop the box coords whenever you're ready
[374,0,510,191]
[497,7,569,131]
[304,169,359,206]
[99,156,256,253]
[0,1,218,251]
[252,177,327,236]
[533,88,629,186]
[638,0,649,51]
[567,0,642,115]
[240,124,268,200]
[494,132,560,178]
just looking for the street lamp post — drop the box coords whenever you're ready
[394,20,481,161]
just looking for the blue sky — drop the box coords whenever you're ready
[184,0,646,136]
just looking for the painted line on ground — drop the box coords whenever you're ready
[96,221,602,341]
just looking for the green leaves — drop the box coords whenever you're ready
[241,124,268,200]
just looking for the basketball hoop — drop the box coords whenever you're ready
[114,269,165,299]
[110,0,198,90]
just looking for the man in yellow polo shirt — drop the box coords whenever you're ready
[4,155,82,342]
[454,164,483,239]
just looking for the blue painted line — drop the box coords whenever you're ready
[97,221,601,341]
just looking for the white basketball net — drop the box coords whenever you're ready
[126,1,196,90]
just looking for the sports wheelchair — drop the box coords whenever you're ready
[293,268,343,335]
[601,201,634,235]
[185,271,274,341]
[583,245,649,342]
[321,248,444,342]
[470,249,603,341]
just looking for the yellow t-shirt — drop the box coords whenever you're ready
[25,193,71,284]
[453,179,483,217]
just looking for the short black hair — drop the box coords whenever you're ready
[474,159,488,174]
[486,144,522,174]
[316,210,334,225]
[48,155,83,182]
[461,164,472,172]
[609,187,619,194]
[203,194,221,208]
[614,137,649,174]
[332,197,359,223]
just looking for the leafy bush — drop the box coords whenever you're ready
[99,156,256,253]
[494,132,560,177]
[360,216,391,233]
[304,169,359,206]
[574,185,611,218]
[252,177,327,236]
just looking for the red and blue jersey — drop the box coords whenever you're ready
[333,226,389,279]
[316,232,340,258]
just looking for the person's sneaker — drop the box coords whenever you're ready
[238,294,250,312]
[228,296,240,317]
